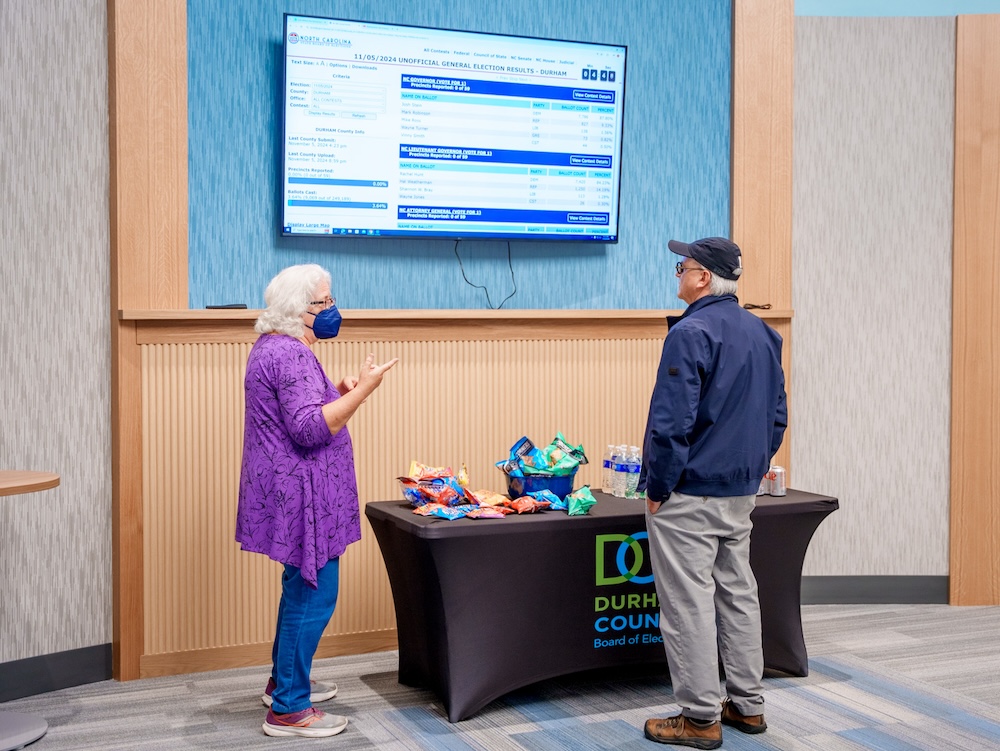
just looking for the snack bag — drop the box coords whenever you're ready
[528,488,566,511]
[465,506,511,519]
[426,504,470,520]
[465,488,509,507]
[505,496,552,514]
[527,432,588,476]
[397,476,461,507]
[496,436,539,476]
[550,432,589,465]
[566,485,597,516]
[497,459,525,478]
[526,489,562,505]
[456,463,470,488]
[407,460,454,479]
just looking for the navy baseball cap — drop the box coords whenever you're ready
[668,237,743,281]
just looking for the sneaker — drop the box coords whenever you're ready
[643,715,722,749]
[720,698,767,734]
[261,677,338,707]
[262,707,348,738]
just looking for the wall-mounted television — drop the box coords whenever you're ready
[281,14,627,242]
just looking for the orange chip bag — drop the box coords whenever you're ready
[506,496,551,514]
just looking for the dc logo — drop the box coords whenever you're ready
[288,32,299,44]
[595,532,654,586]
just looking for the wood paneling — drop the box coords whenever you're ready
[120,308,793,345]
[732,0,794,477]
[108,0,188,680]
[951,15,1000,606]
[138,328,658,664]
[107,0,188,310]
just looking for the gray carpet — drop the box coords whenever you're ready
[4,604,1000,749]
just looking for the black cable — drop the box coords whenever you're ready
[453,240,517,309]
[743,303,772,310]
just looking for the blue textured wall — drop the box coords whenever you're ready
[188,0,730,309]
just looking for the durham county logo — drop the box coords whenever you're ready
[595,531,654,585]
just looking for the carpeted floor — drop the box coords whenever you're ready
[4,604,1000,750]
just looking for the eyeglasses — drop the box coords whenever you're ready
[308,296,336,309]
[675,262,706,276]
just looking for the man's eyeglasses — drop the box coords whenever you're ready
[675,262,705,276]
[308,296,336,308]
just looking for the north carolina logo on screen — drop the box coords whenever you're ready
[595,532,654,586]
[287,32,299,44]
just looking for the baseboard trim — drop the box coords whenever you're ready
[0,643,112,702]
[138,629,399,679]
[802,575,949,604]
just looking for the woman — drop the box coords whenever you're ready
[236,264,397,738]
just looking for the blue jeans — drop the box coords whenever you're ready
[269,559,340,714]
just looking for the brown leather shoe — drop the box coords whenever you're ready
[643,715,722,748]
[720,698,767,734]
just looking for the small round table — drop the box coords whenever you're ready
[0,470,58,751]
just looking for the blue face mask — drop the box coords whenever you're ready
[308,305,342,339]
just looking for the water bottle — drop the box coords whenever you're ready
[611,444,629,497]
[624,446,641,499]
[601,444,615,494]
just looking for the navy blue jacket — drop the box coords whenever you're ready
[639,294,787,501]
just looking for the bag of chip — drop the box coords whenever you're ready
[566,485,597,516]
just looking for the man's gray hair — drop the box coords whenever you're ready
[708,271,738,297]
[255,264,332,337]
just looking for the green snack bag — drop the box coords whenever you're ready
[534,432,587,476]
[551,432,589,465]
[566,485,597,516]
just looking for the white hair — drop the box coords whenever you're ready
[255,264,332,337]
[708,271,738,297]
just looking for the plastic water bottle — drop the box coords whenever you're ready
[624,446,642,499]
[601,444,615,494]
[611,444,629,497]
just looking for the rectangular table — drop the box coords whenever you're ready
[366,489,838,722]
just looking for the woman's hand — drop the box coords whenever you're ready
[356,353,399,392]
[321,353,398,435]
[336,375,359,394]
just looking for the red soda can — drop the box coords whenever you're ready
[770,466,787,496]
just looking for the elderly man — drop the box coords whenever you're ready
[640,237,787,749]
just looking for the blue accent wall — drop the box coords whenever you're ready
[188,0,730,309]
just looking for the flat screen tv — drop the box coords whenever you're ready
[281,14,627,242]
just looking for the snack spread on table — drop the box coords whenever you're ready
[399,433,598,520]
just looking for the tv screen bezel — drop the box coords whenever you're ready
[280,13,627,243]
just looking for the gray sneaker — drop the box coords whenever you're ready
[261,677,338,707]
[262,707,348,738]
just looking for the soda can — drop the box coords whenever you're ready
[770,466,787,496]
[757,474,770,496]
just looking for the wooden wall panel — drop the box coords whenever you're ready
[732,0,794,478]
[137,329,665,672]
[108,0,188,679]
[951,14,1000,606]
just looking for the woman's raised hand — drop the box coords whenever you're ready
[357,353,398,392]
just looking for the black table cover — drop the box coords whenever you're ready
[365,489,837,722]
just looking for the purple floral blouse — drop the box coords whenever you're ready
[236,334,361,587]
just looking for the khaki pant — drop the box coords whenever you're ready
[645,491,765,721]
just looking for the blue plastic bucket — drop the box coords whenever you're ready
[506,471,577,500]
